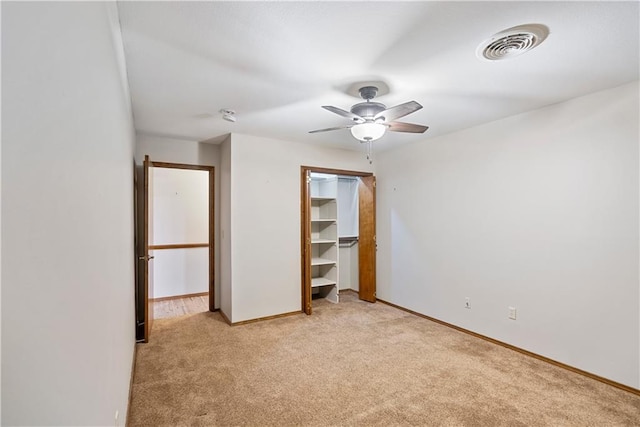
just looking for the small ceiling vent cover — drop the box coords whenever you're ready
[477,24,549,61]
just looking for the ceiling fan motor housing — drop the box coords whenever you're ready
[351,102,386,120]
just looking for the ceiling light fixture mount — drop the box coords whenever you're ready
[477,24,549,61]
[220,108,236,122]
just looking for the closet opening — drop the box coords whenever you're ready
[300,166,376,315]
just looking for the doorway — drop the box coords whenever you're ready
[300,166,376,315]
[136,157,215,342]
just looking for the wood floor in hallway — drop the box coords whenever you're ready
[153,294,209,320]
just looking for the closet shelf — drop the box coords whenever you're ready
[311,218,337,222]
[311,257,336,266]
[311,277,337,288]
[312,239,336,244]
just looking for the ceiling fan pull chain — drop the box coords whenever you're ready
[367,140,373,164]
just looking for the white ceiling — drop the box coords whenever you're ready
[117,1,639,152]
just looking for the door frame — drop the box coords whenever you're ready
[300,166,376,314]
[136,158,216,342]
[149,160,216,312]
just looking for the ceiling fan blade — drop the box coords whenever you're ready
[322,106,365,123]
[309,125,353,134]
[387,121,429,133]
[374,101,423,122]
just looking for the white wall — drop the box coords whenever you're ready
[135,132,219,167]
[338,177,359,290]
[376,81,640,388]
[152,167,209,244]
[219,137,232,318]
[153,248,209,298]
[2,2,136,425]
[136,133,221,308]
[152,167,209,298]
[226,134,373,322]
[337,177,359,237]
[338,243,359,291]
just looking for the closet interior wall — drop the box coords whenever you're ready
[338,177,359,292]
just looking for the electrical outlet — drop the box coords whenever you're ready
[465,297,470,309]
[508,307,517,320]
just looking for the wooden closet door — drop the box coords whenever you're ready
[301,169,312,314]
[358,175,376,302]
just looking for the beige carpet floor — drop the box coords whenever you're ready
[128,292,640,426]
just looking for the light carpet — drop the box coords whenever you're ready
[128,292,640,426]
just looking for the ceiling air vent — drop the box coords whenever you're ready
[477,24,549,61]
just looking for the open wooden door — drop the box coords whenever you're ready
[142,155,155,342]
[301,169,312,314]
[358,175,376,302]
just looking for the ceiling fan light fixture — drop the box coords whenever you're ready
[309,85,427,154]
[350,122,386,142]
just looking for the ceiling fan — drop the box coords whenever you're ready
[309,86,429,144]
